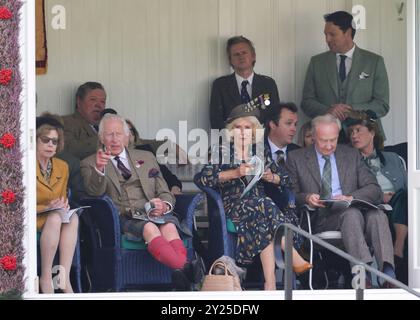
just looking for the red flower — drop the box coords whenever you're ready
[0,69,13,85]
[1,190,16,205]
[0,133,16,149]
[0,7,13,19]
[0,255,17,271]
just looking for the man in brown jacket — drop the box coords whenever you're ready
[80,114,193,289]
[62,82,106,160]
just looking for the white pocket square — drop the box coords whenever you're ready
[358,72,370,80]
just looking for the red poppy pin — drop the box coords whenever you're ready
[135,159,145,168]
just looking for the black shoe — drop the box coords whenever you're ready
[172,268,192,291]
[394,255,408,284]
[187,259,204,284]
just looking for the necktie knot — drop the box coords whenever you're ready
[114,155,132,180]
[93,124,99,132]
[339,55,347,82]
[240,80,251,103]
[275,150,285,166]
[322,155,330,162]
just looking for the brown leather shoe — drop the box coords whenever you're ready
[293,262,313,275]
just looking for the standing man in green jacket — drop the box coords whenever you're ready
[301,11,389,142]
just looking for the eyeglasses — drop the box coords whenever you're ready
[39,136,59,145]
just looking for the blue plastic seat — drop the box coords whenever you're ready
[79,193,203,292]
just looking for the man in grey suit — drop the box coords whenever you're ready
[286,114,396,288]
[62,82,106,160]
[301,11,389,141]
[210,36,280,130]
[81,114,193,290]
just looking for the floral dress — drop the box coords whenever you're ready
[196,145,302,265]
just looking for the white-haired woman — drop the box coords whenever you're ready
[197,105,311,290]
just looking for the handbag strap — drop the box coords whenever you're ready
[209,260,230,276]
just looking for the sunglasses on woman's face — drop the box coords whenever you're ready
[39,136,59,145]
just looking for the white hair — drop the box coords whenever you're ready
[98,113,130,140]
[311,114,341,136]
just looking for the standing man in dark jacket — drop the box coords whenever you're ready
[210,36,280,130]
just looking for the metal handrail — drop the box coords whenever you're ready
[275,223,420,300]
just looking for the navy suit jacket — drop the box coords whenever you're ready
[210,73,280,130]
[263,140,300,209]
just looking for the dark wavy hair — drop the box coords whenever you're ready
[324,11,356,39]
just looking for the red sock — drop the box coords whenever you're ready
[147,236,185,269]
[170,239,187,266]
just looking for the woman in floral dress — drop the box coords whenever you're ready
[197,106,311,290]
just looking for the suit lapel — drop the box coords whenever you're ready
[228,73,241,101]
[326,52,339,100]
[306,146,322,190]
[105,160,122,195]
[36,158,63,190]
[334,145,349,193]
[127,150,151,200]
[75,111,96,137]
[346,46,363,99]
[252,73,261,98]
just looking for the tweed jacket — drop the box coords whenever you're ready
[62,110,99,160]
[81,148,174,216]
[301,46,389,137]
[285,144,382,206]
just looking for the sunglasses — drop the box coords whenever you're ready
[39,136,59,145]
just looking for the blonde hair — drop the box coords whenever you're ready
[36,125,64,153]
[225,116,264,144]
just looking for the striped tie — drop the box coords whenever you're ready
[320,155,332,199]
[114,156,132,180]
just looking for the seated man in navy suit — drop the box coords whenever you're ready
[210,36,280,130]
[264,102,300,209]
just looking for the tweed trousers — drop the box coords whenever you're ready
[314,207,394,270]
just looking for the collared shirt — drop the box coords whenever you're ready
[235,72,254,98]
[315,148,342,197]
[267,137,288,162]
[336,44,356,78]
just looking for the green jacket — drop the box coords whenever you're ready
[301,46,389,137]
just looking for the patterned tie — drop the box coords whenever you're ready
[93,124,99,132]
[339,55,347,82]
[114,156,132,180]
[320,155,332,199]
[240,80,251,103]
[275,150,285,167]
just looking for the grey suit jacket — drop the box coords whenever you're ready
[62,111,99,160]
[301,46,389,137]
[81,148,174,216]
[285,144,382,206]
[210,73,280,130]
